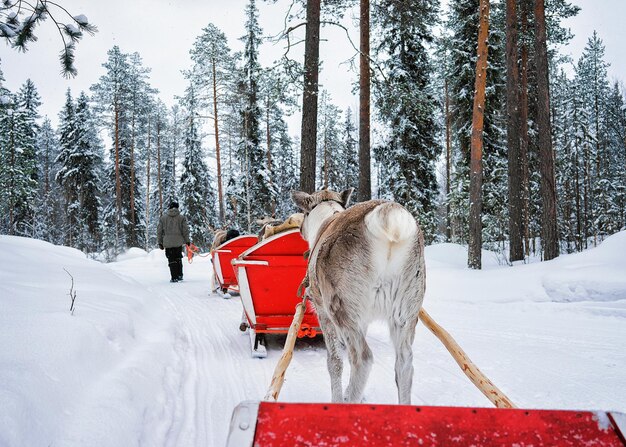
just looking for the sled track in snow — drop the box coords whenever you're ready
[159,286,250,446]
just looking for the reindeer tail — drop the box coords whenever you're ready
[365,202,417,243]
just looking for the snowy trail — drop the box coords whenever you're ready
[3,234,625,447]
[110,254,273,446]
[110,242,626,447]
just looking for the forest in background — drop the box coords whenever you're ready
[1,0,625,266]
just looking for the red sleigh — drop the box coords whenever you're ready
[231,229,321,358]
[211,235,259,296]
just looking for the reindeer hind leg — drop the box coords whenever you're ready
[317,309,344,402]
[342,325,373,403]
[389,315,417,405]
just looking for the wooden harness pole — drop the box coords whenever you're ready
[419,308,517,409]
[264,298,307,402]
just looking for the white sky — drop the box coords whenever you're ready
[1,0,624,131]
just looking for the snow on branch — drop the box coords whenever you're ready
[0,0,97,77]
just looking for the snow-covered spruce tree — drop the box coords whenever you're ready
[55,89,79,246]
[259,65,299,216]
[341,107,359,195]
[0,79,40,236]
[12,79,41,237]
[55,90,103,251]
[189,23,238,225]
[74,92,104,252]
[444,0,507,248]
[552,69,578,253]
[34,118,64,244]
[373,0,442,243]
[0,70,9,233]
[271,115,299,219]
[604,82,626,231]
[575,33,611,241]
[317,90,344,191]
[238,0,272,229]
[179,84,217,249]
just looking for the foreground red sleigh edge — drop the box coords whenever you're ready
[226,401,626,447]
[211,235,259,295]
[232,229,321,358]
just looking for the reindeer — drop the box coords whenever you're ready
[291,188,426,404]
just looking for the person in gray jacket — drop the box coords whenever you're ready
[157,201,190,282]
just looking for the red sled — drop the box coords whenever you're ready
[231,229,321,358]
[211,235,259,296]
[226,401,626,447]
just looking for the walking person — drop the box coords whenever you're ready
[157,201,190,283]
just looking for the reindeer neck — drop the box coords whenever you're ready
[307,202,344,250]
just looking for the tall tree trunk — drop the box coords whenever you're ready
[130,112,136,240]
[266,94,275,216]
[8,117,15,235]
[114,105,122,246]
[468,0,490,270]
[358,0,371,201]
[445,78,452,242]
[157,120,163,217]
[145,116,151,250]
[299,0,321,193]
[534,0,559,260]
[212,57,225,223]
[506,0,524,262]
[520,0,531,256]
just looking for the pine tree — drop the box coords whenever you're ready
[190,23,237,224]
[91,46,151,251]
[535,0,559,260]
[445,0,507,248]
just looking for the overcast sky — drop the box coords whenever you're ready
[1,0,624,131]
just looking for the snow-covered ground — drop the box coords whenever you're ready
[1,232,625,446]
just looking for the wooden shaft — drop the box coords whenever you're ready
[419,308,517,409]
[264,299,307,402]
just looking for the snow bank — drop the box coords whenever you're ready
[0,236,183,446]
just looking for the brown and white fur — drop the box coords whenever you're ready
[292,188,426,404]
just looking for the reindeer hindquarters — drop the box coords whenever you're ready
[316,308,344,402]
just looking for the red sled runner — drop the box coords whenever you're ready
[232,229,321,358]
[211,235,259,296]
[227,401,626,447]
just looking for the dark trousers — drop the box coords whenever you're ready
[165,246,183,280]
